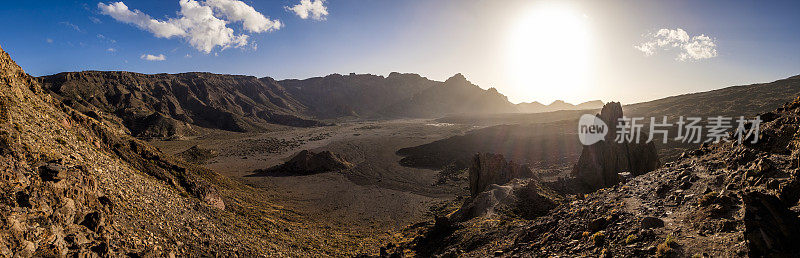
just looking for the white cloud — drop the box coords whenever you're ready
[89,16,102,24]
[98,2,184,38]
[46,38,54,44]
[286,0,328,20]
[635,28,717,61]
[140,54,166,61]
[107,48,117,52]
[206,0,282,32]
[98,0,279,53]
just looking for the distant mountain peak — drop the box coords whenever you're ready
[516,99,605,113]
[445,73,469,85]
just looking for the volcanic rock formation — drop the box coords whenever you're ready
[572,102,660,191]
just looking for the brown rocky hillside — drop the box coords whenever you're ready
[0,44,370,256]
[39,71,326,138]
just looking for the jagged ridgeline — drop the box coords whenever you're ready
[37,70,573,139]
[0,45,333,256]
[39,71,328,139]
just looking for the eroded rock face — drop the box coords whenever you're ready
[572,102,660,192]
[468,153,536,197]
[258,150,354,175]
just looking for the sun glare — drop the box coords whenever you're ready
[506,4,591,104]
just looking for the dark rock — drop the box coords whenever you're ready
[15,191,31,208]
[79,212,104,232]
[641,217,664,229]
[589,217,608,232]
[39,163,66,182]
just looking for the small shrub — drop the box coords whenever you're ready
[600,248,611,258]
[590,231,605,247]
[656,235,678,257]
[625,234,637,244]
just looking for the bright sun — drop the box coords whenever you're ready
[506,4,591,104]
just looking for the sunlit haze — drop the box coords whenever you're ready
[506,2,591,104]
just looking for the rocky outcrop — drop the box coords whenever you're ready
[451,178,560,221]
[176,145,218,165]
[256,150,354,175]
[468,153,536,197]
[743,191,800,257]
[571,102,660,191]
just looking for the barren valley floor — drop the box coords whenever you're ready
[150,119,476,249]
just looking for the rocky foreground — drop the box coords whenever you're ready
[381,99,800,257]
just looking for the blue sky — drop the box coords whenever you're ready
[0,0,798,104]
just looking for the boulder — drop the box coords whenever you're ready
[469,153,536,197]
[641,217,665,229]
[572,102,660,192]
